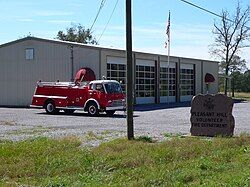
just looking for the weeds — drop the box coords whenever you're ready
[84,131,103,141]
[0,135,249,186]
[136,135,153,143]
[7,127,50,136]
[163,132,186,138]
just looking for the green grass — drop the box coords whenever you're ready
[233,92,250,101]
[7,127,50,136]
[0,135,250,186]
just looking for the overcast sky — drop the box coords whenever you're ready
[0,0,249,68]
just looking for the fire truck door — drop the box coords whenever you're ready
[77,86,87,106]
[67,87,81,106]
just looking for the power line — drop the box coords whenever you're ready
[90,0,107,32]
[180,0,229,20]
[98,0,119,43]
[180,0,250,29]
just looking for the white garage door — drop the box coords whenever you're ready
[135,59,155,104]
[160,61,176,103]
[106,56,126,91]
[180,63,195,102]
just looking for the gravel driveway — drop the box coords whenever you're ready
[0,101,249,146]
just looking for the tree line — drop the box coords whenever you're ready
[231,70,250,92]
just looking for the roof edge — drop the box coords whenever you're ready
[0,36,121,51]
[0,36,218,63]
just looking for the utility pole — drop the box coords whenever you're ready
[69,45,74,81]
[126,0,134,140]
[232,77,235,97]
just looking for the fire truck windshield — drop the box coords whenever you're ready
[104,82,123,94]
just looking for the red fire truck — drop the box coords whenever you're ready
[30,68,125,116]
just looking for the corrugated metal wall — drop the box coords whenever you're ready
[0,39,99,106]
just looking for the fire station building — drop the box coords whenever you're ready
[0,37,218,107]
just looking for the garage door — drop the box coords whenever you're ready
[135,59,155,104]
[106,56,126,91]
[160,61,176,103]
[180,64,195,102]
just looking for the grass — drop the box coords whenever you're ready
[233,92,250,101]
[0,135,250,186]
[84,131,104,141]
[136,135,154,143]
[7,127,50,136]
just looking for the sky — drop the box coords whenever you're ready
[0,0,250,68]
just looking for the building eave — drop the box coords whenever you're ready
[0,36,219,64]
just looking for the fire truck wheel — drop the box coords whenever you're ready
[45,101,57,114]
[106,110,115,116]
[87,103,99,116]
[64,109,75,114]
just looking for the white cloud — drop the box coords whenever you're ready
[133,27,162,35]
[133,45,215,61]
[98,35,125,48]
[17,18,34,22]
[171,23,213,45]
[95,25,125,33]
[47,20,73,24]
[0,17,10,22]
[35,11,75,17]
[67,1,87,7]
[96,25,163,41]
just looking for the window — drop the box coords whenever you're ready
[160,67,176,96]
[104,82,123,94]
[107,62,126,91]
[96,84,104,92]
[135,65,155,98]
[180,66,194,96]
[25,48,34,60]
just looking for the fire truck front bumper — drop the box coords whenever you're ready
[106,99,125,111]
[106,106,125,111]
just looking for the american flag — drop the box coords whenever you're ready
[165,11,171,48]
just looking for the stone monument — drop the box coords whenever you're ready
[190,94,235,137]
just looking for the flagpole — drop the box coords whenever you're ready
[167,11,170,105]
[167,36,170,105]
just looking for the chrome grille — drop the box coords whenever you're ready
[112,100,124,107]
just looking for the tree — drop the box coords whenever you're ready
[56,23,98,44]
[242,70,250,92]
[230,69,250,94]
[220,55,247,74]
[231,70,244,95]
[222,56,248,96]
[210,3,250,94]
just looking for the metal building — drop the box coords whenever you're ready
[0,37,218,107]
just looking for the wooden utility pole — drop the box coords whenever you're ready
[69,45,74,81]
[126,0,134,140]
